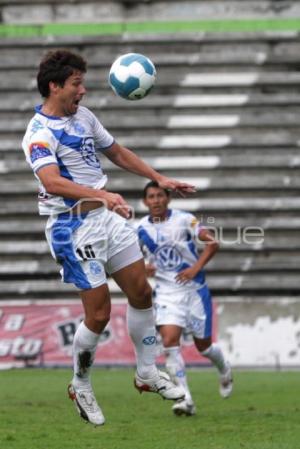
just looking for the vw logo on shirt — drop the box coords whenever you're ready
[155,245,182,271]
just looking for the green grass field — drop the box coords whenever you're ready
[0,369,299,449]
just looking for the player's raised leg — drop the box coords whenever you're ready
[68,284,111,426]
[196,338,233,399]
[159,325,196,416]
[110,249,185,401]
[191,286,233,399]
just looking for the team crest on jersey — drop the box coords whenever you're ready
[29,141,52,163]
[89,261,102,276]
[80,137,100,168]
[73,121,85,135]
[30,118,44,137]
[155,244,182,271]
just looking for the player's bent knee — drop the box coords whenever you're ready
[85,313,110,334]
[195,337,212,353]
[128,281,152,308]
[94,310,110,324]
[135,279,152,299]
[85,303,111,331]
[163,337,180,348]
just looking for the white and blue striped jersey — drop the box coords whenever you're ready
[138,209,206,293]
[22,105,114,215]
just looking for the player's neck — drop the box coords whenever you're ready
[41,100,65,117]
[150,210,169,223]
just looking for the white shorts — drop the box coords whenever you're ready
[153,285,212,339]
[45,206,143,290]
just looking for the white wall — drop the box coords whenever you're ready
[217,297,300,368]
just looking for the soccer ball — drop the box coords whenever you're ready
[109,53,156,100]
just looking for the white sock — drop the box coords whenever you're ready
[72,321,101,388]
[127,305,158,379]
[202,343,227,374]
[164,346,192,402]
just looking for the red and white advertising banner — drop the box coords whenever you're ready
[0,300,216,369]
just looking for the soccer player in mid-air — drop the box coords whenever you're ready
[22,50,196,426]
[138,181,233,416]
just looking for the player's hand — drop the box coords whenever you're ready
[145,263,156,277]
[156,176,196,197]
[97,190,132,218]
[175,267,197,284]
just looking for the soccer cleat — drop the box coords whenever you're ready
[172,398,196,416]
[134,370,185,401]
[68,383,105,426]
[219,362,233,398]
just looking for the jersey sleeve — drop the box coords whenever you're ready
[22,127,58,174]
[90,110,114,151]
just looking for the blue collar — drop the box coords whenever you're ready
[35,104,63,120]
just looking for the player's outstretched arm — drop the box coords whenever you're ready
[37,164,131,218]
[103,142,196,196]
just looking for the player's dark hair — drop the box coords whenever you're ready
[143,181,170,198]
[37,49,87,98]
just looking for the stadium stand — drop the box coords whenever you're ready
[0,2,299,301]
[0,1,300,24]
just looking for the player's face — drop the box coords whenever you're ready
[52,70,86,116]
[144,187,170,219]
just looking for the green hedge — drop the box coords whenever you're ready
[0,19,300,37]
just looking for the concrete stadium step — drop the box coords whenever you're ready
[2,106,300,129]
[2,68,300,93]
[3,149,300,168]
[3,92,300,113]
[1,172,300,195]
[1,197,300,217]
[0,227,299,254]
[2,132,300,155]
[2,130,299,150]
[208,273,300,293]
[131,197,300,215]
[0,272,299,300]
[2,42,300,70]
[0,241,50,255]
[107,132,299,148]
[1,2,299,25]
[207,252,300,272]
[2,152,300,188]
[7,66,300,85]
[1,215,299,237]
[1,251,299,277]
[0,218,46,235]
[0,259,57,276]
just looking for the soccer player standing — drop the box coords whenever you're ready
[138,181,233,416]
[22,50,195,425]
